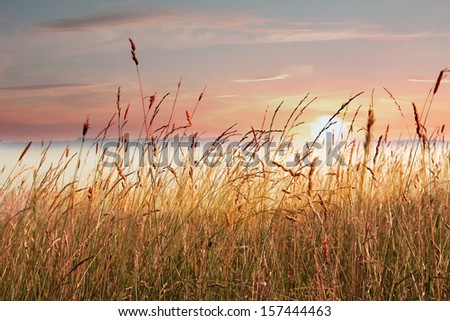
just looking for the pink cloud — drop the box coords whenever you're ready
[233,74,290,83]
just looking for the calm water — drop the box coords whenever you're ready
[1,138,448,188]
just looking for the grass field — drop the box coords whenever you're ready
[1,42,449,300]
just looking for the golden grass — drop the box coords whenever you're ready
[0,42,449,300]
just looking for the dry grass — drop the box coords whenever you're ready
[0,43,449,300]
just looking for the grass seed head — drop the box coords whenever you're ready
[433,68,448,95]
[412,102,427,146]
[18,142,32,162]
[128,37,136,51]
[82,118,90,137]
[186,110,192,127]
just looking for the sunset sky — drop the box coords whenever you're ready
[0,0,449,141]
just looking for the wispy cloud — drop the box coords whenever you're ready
[36,9,168,31]
[32,7,440,49]
[214,94,237,99]
[233,74,290,83]
[0,83,93,90]
[288,20,380,28]
[35,8,266,32]
[262,29,428,43]
[408,77,450,83]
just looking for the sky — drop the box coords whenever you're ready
[0,0,449,141]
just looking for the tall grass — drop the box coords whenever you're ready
[0,41,449,300]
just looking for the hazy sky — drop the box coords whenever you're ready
[0,0,449,141]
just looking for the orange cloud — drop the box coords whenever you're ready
[408,78,450,83]
[214,95,237,99]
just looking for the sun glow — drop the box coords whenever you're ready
[308,115,349,141]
